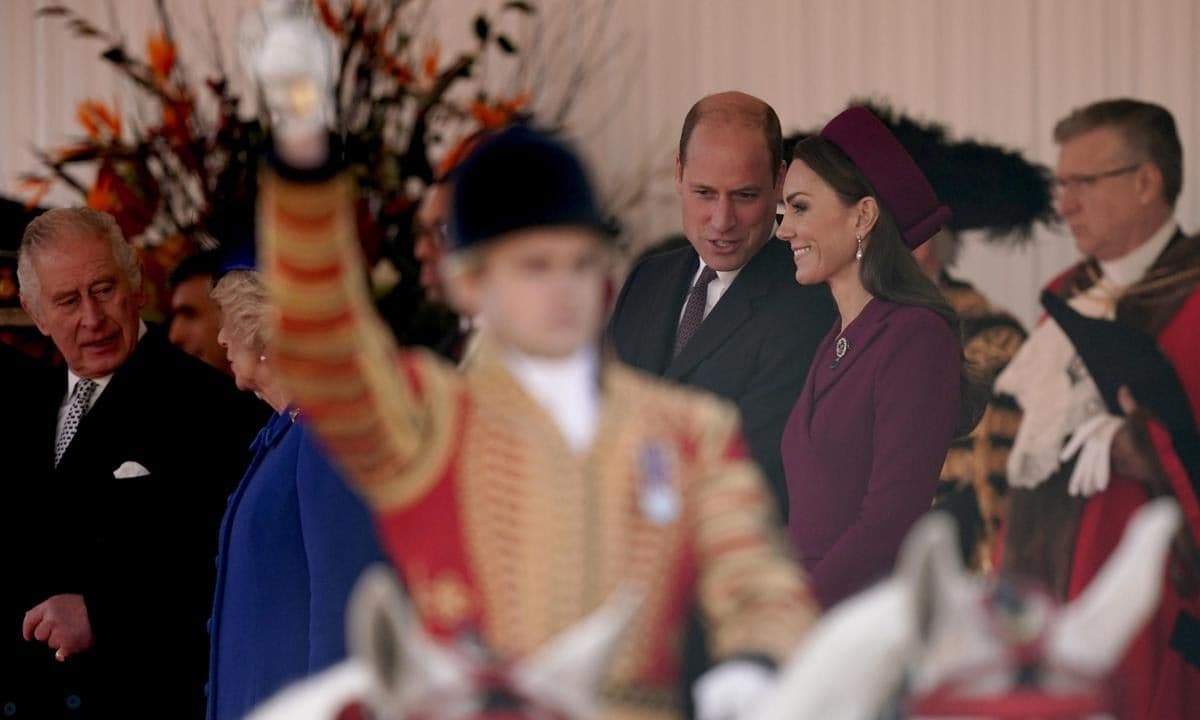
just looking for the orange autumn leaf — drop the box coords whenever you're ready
[315,0,340,34]
[147,31,176,81]
[76,99,122,141]
[469,102,503,128]
[162,101,193,144]
[422,39,440,79]
[17,177,52,209]
[87,171,116,212]
[95,102,122,136]
[469,92,531,129]
[436,130,489,178]
[76,104,100,139]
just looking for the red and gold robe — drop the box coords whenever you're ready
[1001,230,1200,720]
[259,170,816,719]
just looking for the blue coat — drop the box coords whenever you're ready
[206,409,386,720]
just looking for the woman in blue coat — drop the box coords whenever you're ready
[205,269,386,720]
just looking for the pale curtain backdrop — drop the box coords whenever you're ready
[2,0,1198,326]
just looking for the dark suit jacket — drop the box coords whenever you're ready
[608,238,835,514]
[0,344,60,707]
[0,329,266,719]
[783,300,961,608]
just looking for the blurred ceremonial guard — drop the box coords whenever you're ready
[252,15,815,715]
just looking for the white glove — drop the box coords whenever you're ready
[693,660,775,720]
[252,3,336,167]
[1059,413,1124,497]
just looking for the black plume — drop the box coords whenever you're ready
[786,99,1057,243]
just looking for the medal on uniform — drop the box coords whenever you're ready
[639,442,679,525]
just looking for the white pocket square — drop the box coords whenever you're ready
[113,461,151,479]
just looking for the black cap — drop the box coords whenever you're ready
[447,124,608,251]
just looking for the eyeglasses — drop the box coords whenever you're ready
[1050,163,1141,195]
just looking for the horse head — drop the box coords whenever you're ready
[249,567,642,720]
[751,498,1182,720]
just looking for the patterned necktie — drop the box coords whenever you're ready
[56,378,98,467]
[673,266,719,357]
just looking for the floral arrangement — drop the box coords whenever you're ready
[19,0,541,331]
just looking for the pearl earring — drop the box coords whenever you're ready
[855,234,864,261]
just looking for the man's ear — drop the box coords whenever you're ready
[674,154,685,195]
[773,160,787,192]
[1135,163,1164,207]
[20,295,49,337]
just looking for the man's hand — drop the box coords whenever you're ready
[23,594,94,661]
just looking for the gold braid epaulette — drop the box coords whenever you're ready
[261,169,461,510]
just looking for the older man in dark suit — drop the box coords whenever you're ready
[5,208,265,719]
[609,91,834,516]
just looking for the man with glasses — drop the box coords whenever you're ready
[998,98,1200,720]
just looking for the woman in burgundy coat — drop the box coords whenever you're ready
[778,107,984,608]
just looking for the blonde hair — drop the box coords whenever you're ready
[18,207,141,314]
[211,270,271,353]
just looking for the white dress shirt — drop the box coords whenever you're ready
[678,263,742,325]
[1097,218,1177,290]
[505,343,602,453]
[56,321,148,443]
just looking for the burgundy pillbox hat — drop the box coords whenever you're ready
[820,106,952,249]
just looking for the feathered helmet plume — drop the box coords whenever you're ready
[786,100,1057,242]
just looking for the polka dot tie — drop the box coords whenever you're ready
[673,266,718,357]
[55,379,98,467]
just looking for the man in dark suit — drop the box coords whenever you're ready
[609,91,834,515]
[5,208,265,719]
[0,342,60,716]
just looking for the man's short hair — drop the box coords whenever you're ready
[1054,98,1183,207]
[169,249,220,289]
[678,93,784,181]
[17,207,141,314]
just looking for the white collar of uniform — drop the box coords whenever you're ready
[1097,218,1178,288]
[504,343,601,453]
[65,320,147,400]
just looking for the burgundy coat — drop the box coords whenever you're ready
[783,299,961,608]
